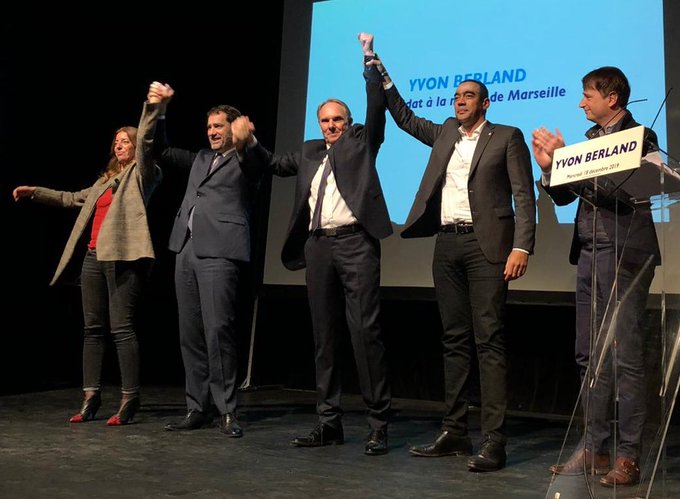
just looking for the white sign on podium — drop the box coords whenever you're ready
[550,126,644,187]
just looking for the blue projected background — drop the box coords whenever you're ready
[305,0,666,224]
[264,0,676,292]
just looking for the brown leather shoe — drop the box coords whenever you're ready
[549,448,610,476]
[364,428,388,456]
[600,457,640,487]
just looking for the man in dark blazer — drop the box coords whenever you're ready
[235,33,392,455]
[533,66,660,487]
[147,82,265,437]
[369,53,536,471]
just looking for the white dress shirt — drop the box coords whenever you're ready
[308,151,358,230]
[441,121,486,224]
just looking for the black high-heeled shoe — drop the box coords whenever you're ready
[69,392,102,423]
[107,397,140,426]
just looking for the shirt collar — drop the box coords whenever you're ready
[458,120,487,139]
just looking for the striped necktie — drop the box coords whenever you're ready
[311,155,331,230]
[208,153,222,176]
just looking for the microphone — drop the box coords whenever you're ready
[112,178,120,194]
[603,88,673,200]
[586,107,625,139]
[639,87,672,156]
[648,87,671,133]
[583,100,641,202]
[585,97,648,139]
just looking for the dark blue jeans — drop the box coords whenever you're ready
[80,249,148,396]
[576,244,655,460]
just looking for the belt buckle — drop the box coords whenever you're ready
[440,223,472,234]
[326,227,338,237]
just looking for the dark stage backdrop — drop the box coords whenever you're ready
[1,6,283,395]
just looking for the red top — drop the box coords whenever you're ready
[88,187,113,250]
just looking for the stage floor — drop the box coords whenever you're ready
[1,386,678,498]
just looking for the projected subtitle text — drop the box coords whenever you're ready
[405,69,567,108]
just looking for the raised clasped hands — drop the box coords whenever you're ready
[358,32,374,56]
[147,81,174,105]
[231,116,255,152]
[358,33,388,77]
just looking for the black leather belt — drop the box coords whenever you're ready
[312,224,363,237]
[440,223,474,234]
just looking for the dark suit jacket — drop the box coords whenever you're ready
[542,111,661,267]
[384,84,536,264]
[156,121,264,263]
[247,78,392,270]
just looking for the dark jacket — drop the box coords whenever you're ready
[385,83,536,264]
[542,111,661,266]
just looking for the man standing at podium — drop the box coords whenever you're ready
[532,66,660,487]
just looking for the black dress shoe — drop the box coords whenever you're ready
[409,430,472,457]
[365,428,388,456]
[164,409,211,431]
[467,438,506,472]
[291,423,344,447]
[218,413,243,438]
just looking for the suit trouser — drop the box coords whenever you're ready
[304,230,391,431]
[575,244,655,460]
[175,236,241,415]
[433,232,508,444]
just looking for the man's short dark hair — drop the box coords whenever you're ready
[582,66,631,108]
[459,79,489,101]
[207,104,242,123]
